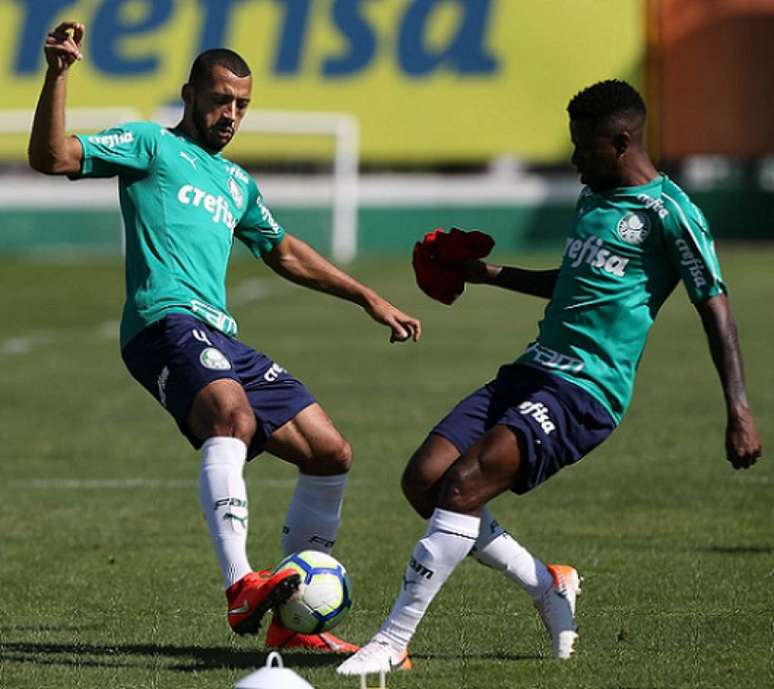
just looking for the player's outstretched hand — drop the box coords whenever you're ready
[364,297,421,343]
[725,412,762,470]
[45,22,84,75]
[462,258,492,284]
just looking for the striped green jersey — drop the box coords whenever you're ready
[70,121,285,347]
[515,175,726,424]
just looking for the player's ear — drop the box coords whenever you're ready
[613,130,631,157]
[181,83,193,108]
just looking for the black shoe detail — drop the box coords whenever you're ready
[233,573,301,636]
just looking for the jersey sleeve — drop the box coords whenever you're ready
[69,121,160,179]
[661,198,727,303]
[235,177,286,258]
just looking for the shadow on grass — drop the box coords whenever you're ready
[704,545,773,555]
[412,651,541,662]
[0,641,341,672]
[0,641,543,672]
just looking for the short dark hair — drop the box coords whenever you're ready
[188,48,251,87]
[567,79,646,125]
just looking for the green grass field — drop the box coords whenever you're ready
[1,248,772,689]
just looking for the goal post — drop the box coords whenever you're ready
[0,107,361,263]
[153,107,360,263]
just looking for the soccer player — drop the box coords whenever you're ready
[338,79,763,674]
[28,22,421,653]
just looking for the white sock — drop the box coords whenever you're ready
[282,472,347,555]
[379,508,480,650]
[470,505,553,599]
[199,437,252,588]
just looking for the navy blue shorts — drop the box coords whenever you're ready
[431,363,615,494]
[121,313,316,459]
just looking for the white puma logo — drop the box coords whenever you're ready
[179,151,198,169]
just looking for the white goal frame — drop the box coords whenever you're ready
[1,107,360,263]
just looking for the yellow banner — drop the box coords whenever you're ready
[0,0,643,163]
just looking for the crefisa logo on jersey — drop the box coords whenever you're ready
[563,236,629,277]
[675,238,707,289]
[228,178,244,209]
[88,131,134,149]
[616,212,650,245]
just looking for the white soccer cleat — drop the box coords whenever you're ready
[534,563,582,660]
[336,637,412,675]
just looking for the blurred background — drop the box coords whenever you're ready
[0,0,772,260]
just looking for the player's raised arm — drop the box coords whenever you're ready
[695,294,762,470]
[28,21,85,175]
[263,234,421,343]
[464,259,560,299]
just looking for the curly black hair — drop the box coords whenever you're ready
[188,48,251,88]
[567,79,646,124]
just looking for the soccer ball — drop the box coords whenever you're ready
[273,550,352,634]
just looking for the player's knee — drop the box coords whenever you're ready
[401,478,435,520]
[313,436,352,474]
[401,461,432,501]
[333,438,353,473]
[207,406,256,445]
[230,407,257,445]
[440,461,488,514]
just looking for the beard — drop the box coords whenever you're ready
[191,104,233,152]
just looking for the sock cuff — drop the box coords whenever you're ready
[294,472,347,498]
[476,505,506,546]
[430,508,480,539]
[201,436,248,465]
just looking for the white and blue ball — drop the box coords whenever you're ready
[273,551,352,634]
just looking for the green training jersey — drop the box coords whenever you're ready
[69,121,285,347]
[515,174,726,424]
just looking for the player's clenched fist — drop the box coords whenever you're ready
[44,22,85,75]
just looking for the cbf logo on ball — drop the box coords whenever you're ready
[617,211,650,245]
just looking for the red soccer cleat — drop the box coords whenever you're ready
[226,569,301,636]
[265,615,360,654]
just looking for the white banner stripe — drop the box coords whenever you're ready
[11,478,371,489]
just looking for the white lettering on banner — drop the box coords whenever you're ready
[563,236,629,277]
[675,238,707,289]
[177,184,238,232]
[88,131,134,148]
[518,401,556,435]
[525,342,584,373]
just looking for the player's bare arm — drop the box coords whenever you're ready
[28,21,85,175]
[464,259,560,298]
[263,234,421,343]
[695,294,762,470]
